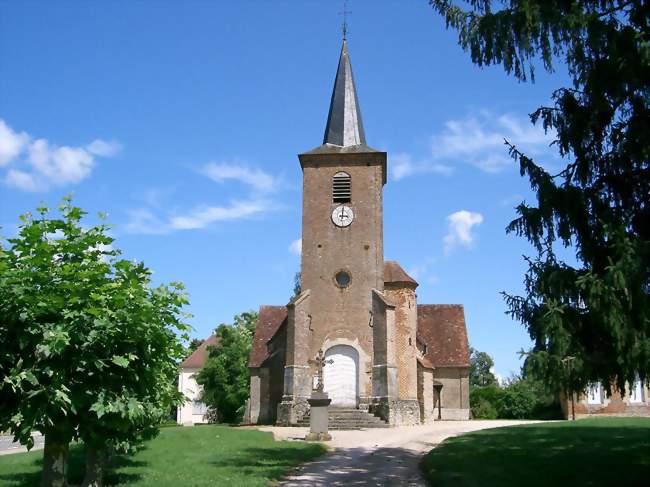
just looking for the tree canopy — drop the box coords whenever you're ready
[430,0,649,395]
[196,311,257,423]
[0,199,190,487]
[470,347,498,388]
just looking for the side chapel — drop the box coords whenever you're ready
[247,40,471,426]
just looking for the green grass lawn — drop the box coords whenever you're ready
[421,418,650,487]
[0,425,326,486]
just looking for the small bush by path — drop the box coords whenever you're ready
[421,418,650,487]
[0,425,326,487]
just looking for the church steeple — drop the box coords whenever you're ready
[323,40,366,147]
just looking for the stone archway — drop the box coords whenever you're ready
[324,345,359,408]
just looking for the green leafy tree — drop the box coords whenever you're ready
[470,384,502,419]
[196,312,257,423]
[469,347,497,389]
[430,1,649,395]
[496,380,539,419]
[0,199,190,487]
[292,271,302,300]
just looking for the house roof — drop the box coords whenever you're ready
[417,305,470,368]
[384,261,418,288]
[181,334,220,369]
[248,305,288,368]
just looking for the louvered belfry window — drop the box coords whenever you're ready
[332,172,351,203]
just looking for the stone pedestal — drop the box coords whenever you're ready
[305,391,332,442]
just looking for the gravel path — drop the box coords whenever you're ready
[260,420,541,486]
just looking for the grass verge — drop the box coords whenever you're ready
[421,418,650,487]
[0,425,326,486]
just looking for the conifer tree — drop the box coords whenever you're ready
[429,1,649,394]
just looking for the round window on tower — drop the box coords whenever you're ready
[334,270,351,288]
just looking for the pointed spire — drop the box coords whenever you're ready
[323,40,367,147]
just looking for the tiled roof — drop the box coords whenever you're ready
[180,335,220,369]
[384,261,418,288]
[248,305,288,368]
[417,305,470,368]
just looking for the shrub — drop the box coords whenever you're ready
[496,382,538,419]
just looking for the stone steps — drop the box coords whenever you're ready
[294,407,389,430]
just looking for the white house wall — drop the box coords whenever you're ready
[177,368,209,425]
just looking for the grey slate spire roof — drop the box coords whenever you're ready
[323,40,366,147]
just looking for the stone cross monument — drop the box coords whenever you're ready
[305,350,333,441]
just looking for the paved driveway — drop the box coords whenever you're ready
[260,420,541,486]
[0,433,44,456]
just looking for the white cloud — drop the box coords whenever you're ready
[444,210,484,254]
[86,139,122,157]
[124,162,283,235]
[391,153,453,181]
[5,169,39,191]
[289,238,302,256]
[125,199,271,234]
[0,120,29,166]
[393,111,555,180]
[0,118,120,191]
[432,112,554,173]
[170,200,267,230]
[200,162,278,192]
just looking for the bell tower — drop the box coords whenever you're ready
[277,40,391,424]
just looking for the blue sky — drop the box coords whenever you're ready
[0,1,571,378]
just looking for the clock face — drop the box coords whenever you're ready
[332,205,354,227]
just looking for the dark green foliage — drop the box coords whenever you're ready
[196,312,257,423]
[187,338,204,356]
[469,350,562,419]
[421,418,650,487]
[496,381,538,419]
[470,384,501,419]
[430,0,650,396]
[469,347,497,388]
[292,271,301,299]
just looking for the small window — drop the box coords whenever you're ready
[587,383,602,404]
[334,270,351,288]
[193,401,208,415]
[417,338,428,356]
[630,378,644,404]
[333,172,351,203]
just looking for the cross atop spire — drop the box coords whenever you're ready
[339,0,351,41]
[322,40,366,147]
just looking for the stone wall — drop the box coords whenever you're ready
[417,362,436,423]
[385,286,418,401]
[433,366,470,420]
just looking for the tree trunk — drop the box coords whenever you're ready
[42,433,69,487]
[81,445,107,487]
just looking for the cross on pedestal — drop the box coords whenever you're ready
[309,349,333,392]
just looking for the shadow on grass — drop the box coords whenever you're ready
[421,421,650,487]
[209,444,327,483]
[0,445,147,487]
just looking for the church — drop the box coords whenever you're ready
[247,40,470,427]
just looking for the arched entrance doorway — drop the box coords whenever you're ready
[323,345,359,407]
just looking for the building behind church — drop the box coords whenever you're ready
[177,335,218,425]
[246,40,471,427]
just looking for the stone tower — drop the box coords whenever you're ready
[248,39,471,427]
[277,40,389,424]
